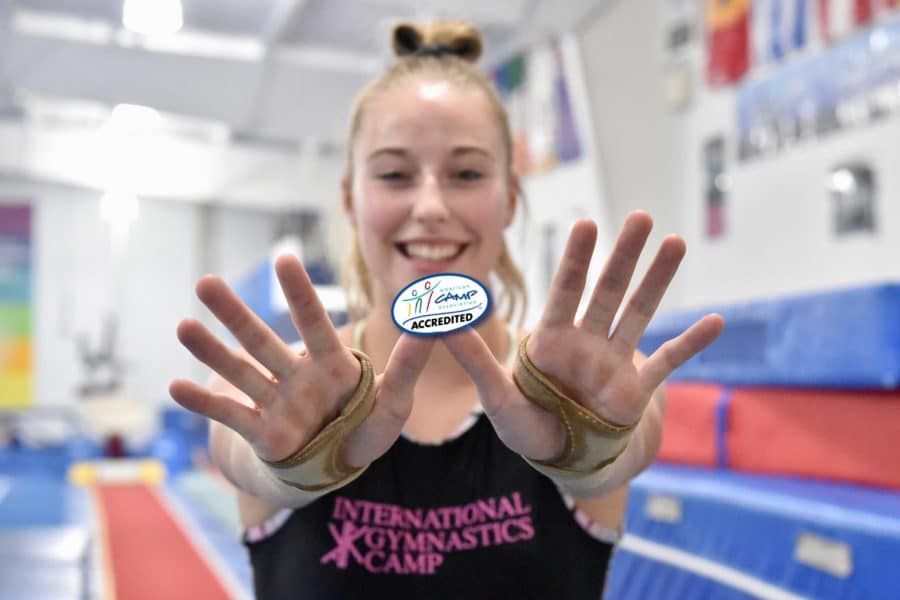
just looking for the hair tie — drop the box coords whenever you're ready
[415,43,456,58]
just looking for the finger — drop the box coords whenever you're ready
[196,276,297,378]
[537,220,598,330]
[441,327,510,409]
[379,334,437,408]
[342,334,436,468]
[176,318,277,407]
[169,379,260,441]
[610,235,686,352]
[581,211,653,336]
[639,314,725,390]
[274,254,343,356]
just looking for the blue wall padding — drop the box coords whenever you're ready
[0,437,102,478]
[637,283,900,388]
[0,476,90,527]
[232,257,343,345]
[614,465,900,600]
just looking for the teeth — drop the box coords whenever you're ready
[404,243,462,261]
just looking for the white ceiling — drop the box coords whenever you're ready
[0,0,610,208]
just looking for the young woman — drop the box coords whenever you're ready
[171,20,723,599]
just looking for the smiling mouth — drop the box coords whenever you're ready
[396,242,467,262]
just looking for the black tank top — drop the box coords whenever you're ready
[245,414,613,599]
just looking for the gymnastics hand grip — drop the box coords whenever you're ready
[260,349,375,492]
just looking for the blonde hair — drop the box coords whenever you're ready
[341,20,527,325]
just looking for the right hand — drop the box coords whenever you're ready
[169,254,435,468]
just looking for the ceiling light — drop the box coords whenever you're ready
[102,103,162,137]
[829,169,856,194]
[122,0,183,37]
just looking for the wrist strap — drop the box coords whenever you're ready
[260,348,375,492]
[513,334,638,477]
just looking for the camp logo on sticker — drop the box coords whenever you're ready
[392,273,490,336]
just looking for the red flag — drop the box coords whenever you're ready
[707,0,751,85]
[854,0,874,22]
[819,0,877,42]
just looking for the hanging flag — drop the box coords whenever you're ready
[766,0,816,62]
[792,0,811,49]
[707,0,752,85]
[752,0,773,67]
[819,0,875,42]
[854,0,875,23]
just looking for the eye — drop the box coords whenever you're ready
[377,171,409,182]
[457,169,483,181]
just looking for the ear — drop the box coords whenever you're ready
[504,173,520,227]
[341,175,356,228]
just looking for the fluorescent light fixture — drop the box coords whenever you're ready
[103,103,162,137]
[122,0,183,36]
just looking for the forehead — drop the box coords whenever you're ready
[355,80,504,156]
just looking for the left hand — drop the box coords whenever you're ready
[442,211,724,461]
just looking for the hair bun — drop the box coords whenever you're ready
[391,21,483,64]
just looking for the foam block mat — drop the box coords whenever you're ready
[609,465,900,600]
[727,388,900,489]
[656,382,722,467]
[638,283,900,388]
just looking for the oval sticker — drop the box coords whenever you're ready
[391,273,491,336]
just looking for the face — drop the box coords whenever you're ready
[345,79,516,307]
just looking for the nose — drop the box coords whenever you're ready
[410,174,450,224]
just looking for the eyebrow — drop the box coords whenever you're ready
[367,148,407,161]
[366,146,493,161]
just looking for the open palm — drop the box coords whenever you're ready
[170,254,435,469]
[443,211,724,462]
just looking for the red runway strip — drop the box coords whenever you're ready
[96,484,232,600]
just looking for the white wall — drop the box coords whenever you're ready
[0,181,284,407]
[506,33,615,328]
[579,0,900,312]
[579,0,686,314]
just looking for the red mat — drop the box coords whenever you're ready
[96,484,232,600]
[727,388,900,490]
[657,382,722,467]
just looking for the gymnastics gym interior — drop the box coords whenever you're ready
[1,1,899,598]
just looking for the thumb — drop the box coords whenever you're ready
[379,333,437,408]
[441,327,509,403]
[342,333,435,467]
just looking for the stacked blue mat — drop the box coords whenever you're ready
[606,283,900,599]
[637,283,900,389]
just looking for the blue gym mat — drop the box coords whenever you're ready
[605,465,900,600]
[637,283,900,388]
[0,475,94,600]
